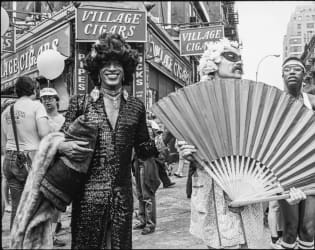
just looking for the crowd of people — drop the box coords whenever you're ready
[1,31,314,249]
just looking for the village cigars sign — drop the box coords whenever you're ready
[1,24,71,91]
[179,25,224,56]
[76,7,147,42]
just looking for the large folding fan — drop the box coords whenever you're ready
[151,79,315,207]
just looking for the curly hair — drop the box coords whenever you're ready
[198,38,240,80]
[83,33,139,86]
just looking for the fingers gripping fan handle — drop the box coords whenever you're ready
[151,79,315,206]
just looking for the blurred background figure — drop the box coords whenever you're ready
[39,87,66,247]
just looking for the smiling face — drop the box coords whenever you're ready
[216,46,243,79]
[99,60,124,89]
[282,60,304,94]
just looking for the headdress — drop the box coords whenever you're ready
[198,38,240,80]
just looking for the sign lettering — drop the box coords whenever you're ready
[1,27,16,53]
[75,43,90,95]
[131,44,146,104]
[76,8,146,42]
[180,25,224,56]
[1,24,71,91]
[147,29,191,86]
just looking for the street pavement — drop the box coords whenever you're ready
[1,162,271,249]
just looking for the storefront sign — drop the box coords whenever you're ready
[147,30,191,86]
[76,7,147,42]
[131,43,146,104]
[179,25,224,56]
[75,43,89,95]
[1,24,71,91]
[1,27,16,53]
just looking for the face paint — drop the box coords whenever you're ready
[217,47,243,79]
[221,51,242,63]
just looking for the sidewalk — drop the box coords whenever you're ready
[1,163,271,249]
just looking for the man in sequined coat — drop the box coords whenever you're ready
[56,33,160,249]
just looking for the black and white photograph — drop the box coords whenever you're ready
[1,1,315,249]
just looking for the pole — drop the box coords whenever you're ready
[255,54,280,83]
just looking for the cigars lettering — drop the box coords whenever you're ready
[76,8,146,42]
[180,26,224,56]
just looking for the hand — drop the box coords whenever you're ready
[177,140,197,162]
[286,187,306,205]
[225,192,244,213]
[58,140,93,162]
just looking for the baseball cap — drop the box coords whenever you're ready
[40,88,59,100]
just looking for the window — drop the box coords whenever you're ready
[306,23,314,28]
[289,46,302,52]
[289,38,302,44]
[297,31,301,36]
[312,15,315,21]
[297,23,301,29]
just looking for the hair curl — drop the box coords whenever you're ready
[84,33,139,86]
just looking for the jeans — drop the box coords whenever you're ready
[135,161,156,229]
[279,195,315,244]
[3,150,30,230]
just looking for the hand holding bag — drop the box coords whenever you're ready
[10,105,32,172]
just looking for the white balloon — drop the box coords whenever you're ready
[1,7,9,36]
[37,49,66,80]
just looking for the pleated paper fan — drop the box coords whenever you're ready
[151,79,315,207]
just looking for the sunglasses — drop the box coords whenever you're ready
[221,51,242,62]
[41,96,56,101]
[282,66,304,73]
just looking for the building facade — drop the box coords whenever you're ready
[301,35,315,95]
[283,4,315,59]
[1,1,239,112]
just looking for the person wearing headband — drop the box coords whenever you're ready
[272,57,315,250]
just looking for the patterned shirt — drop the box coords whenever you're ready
[61,92,158,189]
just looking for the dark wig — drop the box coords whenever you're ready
[83,33,139,86]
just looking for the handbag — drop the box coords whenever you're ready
[10,105,32,171]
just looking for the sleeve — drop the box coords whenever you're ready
[134,103,159,160]
[35,103,48,120]
[60,94,85,132]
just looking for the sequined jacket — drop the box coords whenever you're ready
[61,91,158,189]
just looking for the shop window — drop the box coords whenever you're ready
[306,23,314,28]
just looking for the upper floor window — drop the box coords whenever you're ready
[306,23,314,28]
[312,15,315,21]
[297,31,301,36]
[289,38,302,44]
[297,23,301,29]
[289,46,302,52]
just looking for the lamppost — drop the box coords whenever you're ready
[255,54,280,83]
